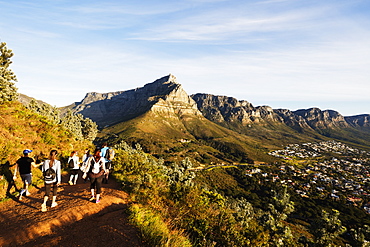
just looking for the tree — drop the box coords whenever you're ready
[27,101,98,141]
[27,99,61,125]
[348,225,370,247]
[0,42,18,104]
[60,110,83,140]
[257,185,295,246]
[310,209,347,247]
[81,117,98,142]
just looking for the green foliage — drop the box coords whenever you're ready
[256,186,296,246]
[107,139,369,246]
[165,157,196,200]
[0,102,93,200]
[27,99,61,125]
[128,204,192,247]
[112,142,305,246]
[80,116,98,141]
[61,110,83,139]
[112,141,168,205]
[309,209,347,246]
[27,102,98,142]
[0,42,18,104]
[348,225,370,247]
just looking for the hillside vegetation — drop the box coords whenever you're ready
[0,101,93,200]
[111,141,370,246]
[97,110,277,166]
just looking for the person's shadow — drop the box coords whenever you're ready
[0,161,18,198]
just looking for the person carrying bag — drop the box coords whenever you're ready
[82,148,107,203]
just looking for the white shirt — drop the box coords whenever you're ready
[68,156,80,169]
[42,160,61,184]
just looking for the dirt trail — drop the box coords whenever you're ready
[0,175,144,247]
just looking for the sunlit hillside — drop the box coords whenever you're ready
[0,101,92,200]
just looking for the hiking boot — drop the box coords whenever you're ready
[19,195,23,201]
[25,191,31,196]
[96,199,100,204]
[68,181,73,185]
[51,202,58,208]
[41,204,47,212]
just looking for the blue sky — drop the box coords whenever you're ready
[1,0,370,116]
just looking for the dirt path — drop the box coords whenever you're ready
[0,175,145,247]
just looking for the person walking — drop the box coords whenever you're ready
[102,146,115,184]
[13,149,40,201]
[100,143,109,160]
[1,161,18,196]
[82,149,91,164]
[80,149,92,183]
[82,148,107,203]
[68,151,80,185]
[41,150,61,212]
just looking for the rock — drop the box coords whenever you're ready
[70,74,202,127]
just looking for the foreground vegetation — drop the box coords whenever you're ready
[0,101,94,200]
[110,141,370,246]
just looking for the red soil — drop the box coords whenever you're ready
[0,176,145,247]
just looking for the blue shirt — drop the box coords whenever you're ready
[101,147,109,161]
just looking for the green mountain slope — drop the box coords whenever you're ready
[97,109,277,165]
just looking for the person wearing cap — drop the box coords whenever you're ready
[13,149,40,201]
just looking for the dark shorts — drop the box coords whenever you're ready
[70,169,79,175]
[90,176,103,194]
[20,174,32,185]
[45,182,58,196]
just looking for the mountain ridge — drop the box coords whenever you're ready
[60,75,369,131]
[19,74,370,163]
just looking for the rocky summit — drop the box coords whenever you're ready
[192,93,369,131]
[66,74,370,134]
[69,74,202,128]
[32,74,368,164]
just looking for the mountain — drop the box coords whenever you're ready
[18,93,48,106]
[192,93,370,147]
[345,114,370,128]
[62,75,277,164]
[65,74,201,128]
[56,74,370,163]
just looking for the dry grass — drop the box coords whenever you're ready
[0,102,92,199]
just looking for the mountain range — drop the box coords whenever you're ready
[32,74,370,164]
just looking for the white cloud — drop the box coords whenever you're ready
[3,0,370,116]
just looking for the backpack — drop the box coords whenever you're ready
[105,148,115,160]
[91,160,102,174]
[44,167,56,182]
[89,158,104,178]
[68,158,75,168]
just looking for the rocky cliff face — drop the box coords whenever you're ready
[191,94,279,125]
[150,75,202,117]
[71,74,202,127]
[273,109,313,131]
[191,94,369,133]
[292,108,349,129]
[65,74,369,139]
[345,114,370,128]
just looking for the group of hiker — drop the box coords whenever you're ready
[11,143,115,212]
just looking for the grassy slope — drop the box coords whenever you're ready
[0,102,92,199]
[98,110,281,165]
